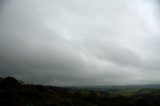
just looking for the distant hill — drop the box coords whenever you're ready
[74,84,160,90]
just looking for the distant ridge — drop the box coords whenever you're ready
[69,84,160,89]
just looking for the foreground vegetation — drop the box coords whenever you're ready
[1,76,160,106]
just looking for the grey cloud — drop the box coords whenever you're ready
[0,0,160,86]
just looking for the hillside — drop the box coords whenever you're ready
[1,76,160,106]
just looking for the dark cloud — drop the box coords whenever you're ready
[0,0,160,86]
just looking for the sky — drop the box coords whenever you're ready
[0,0,160,86]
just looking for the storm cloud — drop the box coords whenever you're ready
[0,0,160,86]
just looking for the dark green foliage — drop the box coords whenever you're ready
[0,76,160,106]
[2,76,20,89]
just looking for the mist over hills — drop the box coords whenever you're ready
[1,0,160,105]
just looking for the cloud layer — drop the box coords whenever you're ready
[0,0,160,86]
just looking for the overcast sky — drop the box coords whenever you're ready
[0,0,160,86]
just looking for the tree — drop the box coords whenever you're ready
[2,76,19,89]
